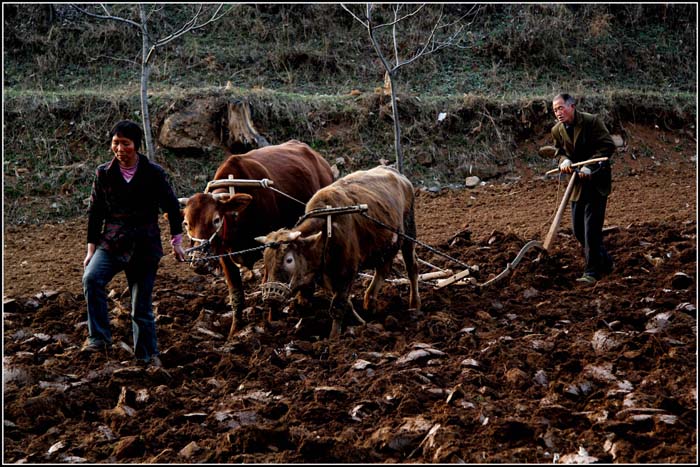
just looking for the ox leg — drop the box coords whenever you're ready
[328,288,353,339]
[363,260,391,314]
[291,284,316,316]
[221,256,245,339]
[401,241,421,311]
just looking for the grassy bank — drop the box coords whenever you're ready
[4,87,695,224]
[3,4,696,223]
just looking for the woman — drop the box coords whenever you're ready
[82,120,185,367]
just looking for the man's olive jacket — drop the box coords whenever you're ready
[551,110,616,201]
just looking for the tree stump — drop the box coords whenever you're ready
[222,99,270,154]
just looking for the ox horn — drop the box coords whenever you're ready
[178,197,190,208]
[287,231,302,242]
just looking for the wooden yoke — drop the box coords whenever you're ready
[203,177,274,194]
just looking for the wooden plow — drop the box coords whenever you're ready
[427,156,609,290]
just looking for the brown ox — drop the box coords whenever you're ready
[255,165,420,338]
[180,140,334,339]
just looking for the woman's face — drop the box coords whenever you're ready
[111,134,138,168]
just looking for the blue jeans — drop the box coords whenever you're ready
[82,247,160,361]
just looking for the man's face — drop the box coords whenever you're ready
[552,98,575,125]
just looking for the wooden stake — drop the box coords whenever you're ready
[435,268,473,289]
[358,269,453,285]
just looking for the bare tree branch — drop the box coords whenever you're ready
[342,3,481,173]
[154,4,232,49]
[152,4,205,47]
[72,3,234,160]
[392,5,400,66]
[365,8,393,75]
[398,8,445,68]
[435,4,481,31]
[70,4,142,29]
[373,4,425,29]
[340,4,368,28]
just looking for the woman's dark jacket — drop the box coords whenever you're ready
[86,153,183,263]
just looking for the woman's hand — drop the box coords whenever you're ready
[172,243,186,262]
[84,243,96,268]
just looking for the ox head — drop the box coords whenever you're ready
[180,192,253,274]
[255,229,323,304]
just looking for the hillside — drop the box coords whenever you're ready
[3,4,697,224]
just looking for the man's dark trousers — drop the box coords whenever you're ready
[571,181,613,279]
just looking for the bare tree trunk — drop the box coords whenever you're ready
[387,72,403,173]
[72,4,234,161]
[367,21,405,173]
[139,6,155,160]
[343,3,479,175]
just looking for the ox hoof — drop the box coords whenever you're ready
[266,307,283,323]
[329,320,343,339]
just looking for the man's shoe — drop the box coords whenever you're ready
[150,356,163,368]
[602,260,615,275]
[576,274,598,285]
[80,340,109,354]
[136,355,163,368]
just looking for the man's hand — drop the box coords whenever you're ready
[578,166,592,180]
[559,158,573,174]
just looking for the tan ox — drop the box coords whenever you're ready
[180,140,334,339]
[255,166,420,338]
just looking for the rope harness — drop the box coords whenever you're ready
[182,182,475,277]
[180,177,532,288]
[184,219,224,254]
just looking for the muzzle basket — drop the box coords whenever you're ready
[261,281,292,303]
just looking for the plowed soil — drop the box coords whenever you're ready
[3,123,697,463]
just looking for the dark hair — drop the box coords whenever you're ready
[553,93,576,106]
[109,120,143,150]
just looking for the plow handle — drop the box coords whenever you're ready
[545,157,609,175]
[543,172,577,250]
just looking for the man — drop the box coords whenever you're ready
[82,120,186,366]
[551,93,616,285]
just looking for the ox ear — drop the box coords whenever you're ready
[217,193,254,214]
